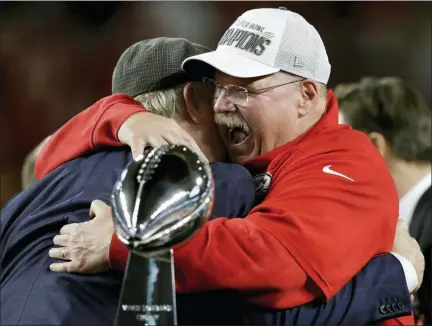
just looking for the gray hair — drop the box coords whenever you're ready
[134,83,187,120]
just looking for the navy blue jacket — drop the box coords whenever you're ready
[0,149,412,325]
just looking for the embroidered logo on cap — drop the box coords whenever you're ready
[218,19,274,57]
[294,56,305,68]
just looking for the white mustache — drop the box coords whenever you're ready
[214,113,250,133]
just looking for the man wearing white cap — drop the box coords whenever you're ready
[182,7,331,165]
[175,6,414,309]
[33,8,419,325]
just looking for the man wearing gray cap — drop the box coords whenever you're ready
[1,37,251,326]
[31,8,420,325]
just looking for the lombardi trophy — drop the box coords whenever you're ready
[111,145,214,326]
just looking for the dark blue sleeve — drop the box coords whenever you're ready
[209,162,255,219]
[177,254,413,325]
[253,253,413,326]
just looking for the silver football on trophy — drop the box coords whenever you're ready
[111,145,214,255]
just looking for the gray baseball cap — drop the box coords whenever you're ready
[112,37,212,98]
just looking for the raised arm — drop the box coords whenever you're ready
[35,94,145,179]
[35,95,205,180]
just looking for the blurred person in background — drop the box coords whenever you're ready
[2,36,423,326]
[336,76,431,325]
[33,7,422,326]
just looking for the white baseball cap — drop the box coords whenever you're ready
[182,7,331,84]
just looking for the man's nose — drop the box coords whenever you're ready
[213,93,237,113]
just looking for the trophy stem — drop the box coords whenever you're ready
[115,249,177,326]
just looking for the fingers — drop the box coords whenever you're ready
[162,134,208,163]
[163,135,194,151]
[393,221,425,293]
[53,234,69,246]
[89,200,111,218]
[130,136,170,159]
[166,123,207,161]
[131,135,208,163]
[397,218,408,228]
[49,247,70,261]
[121,113,209,162]
[395,219,410,238]
[130,135,149,159]
[396,219,409,231]
[125,116,209,162]
[59,223,77,235]
[49,262,74,273]
[146,137,169,151]
[48,247,73,272]
[179,139,207,161]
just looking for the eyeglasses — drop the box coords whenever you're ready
[202,77,305,106]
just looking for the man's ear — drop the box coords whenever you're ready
[298,79,319,117]
[183,82,200,124]
[368,131,388,157]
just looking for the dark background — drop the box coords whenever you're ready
[1,1,431,207]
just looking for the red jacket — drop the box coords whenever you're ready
[35,91,402,311]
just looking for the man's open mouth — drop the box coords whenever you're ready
[214,112,251,148]
[228,126,249,145]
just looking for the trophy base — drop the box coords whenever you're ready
[115,249,177,326]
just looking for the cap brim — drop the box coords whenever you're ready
[182,50,279,79]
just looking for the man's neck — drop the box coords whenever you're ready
[389,159,432,199]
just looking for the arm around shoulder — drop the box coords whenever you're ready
[35,94,146,179]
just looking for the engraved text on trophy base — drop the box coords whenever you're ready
[121,304,174,324]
